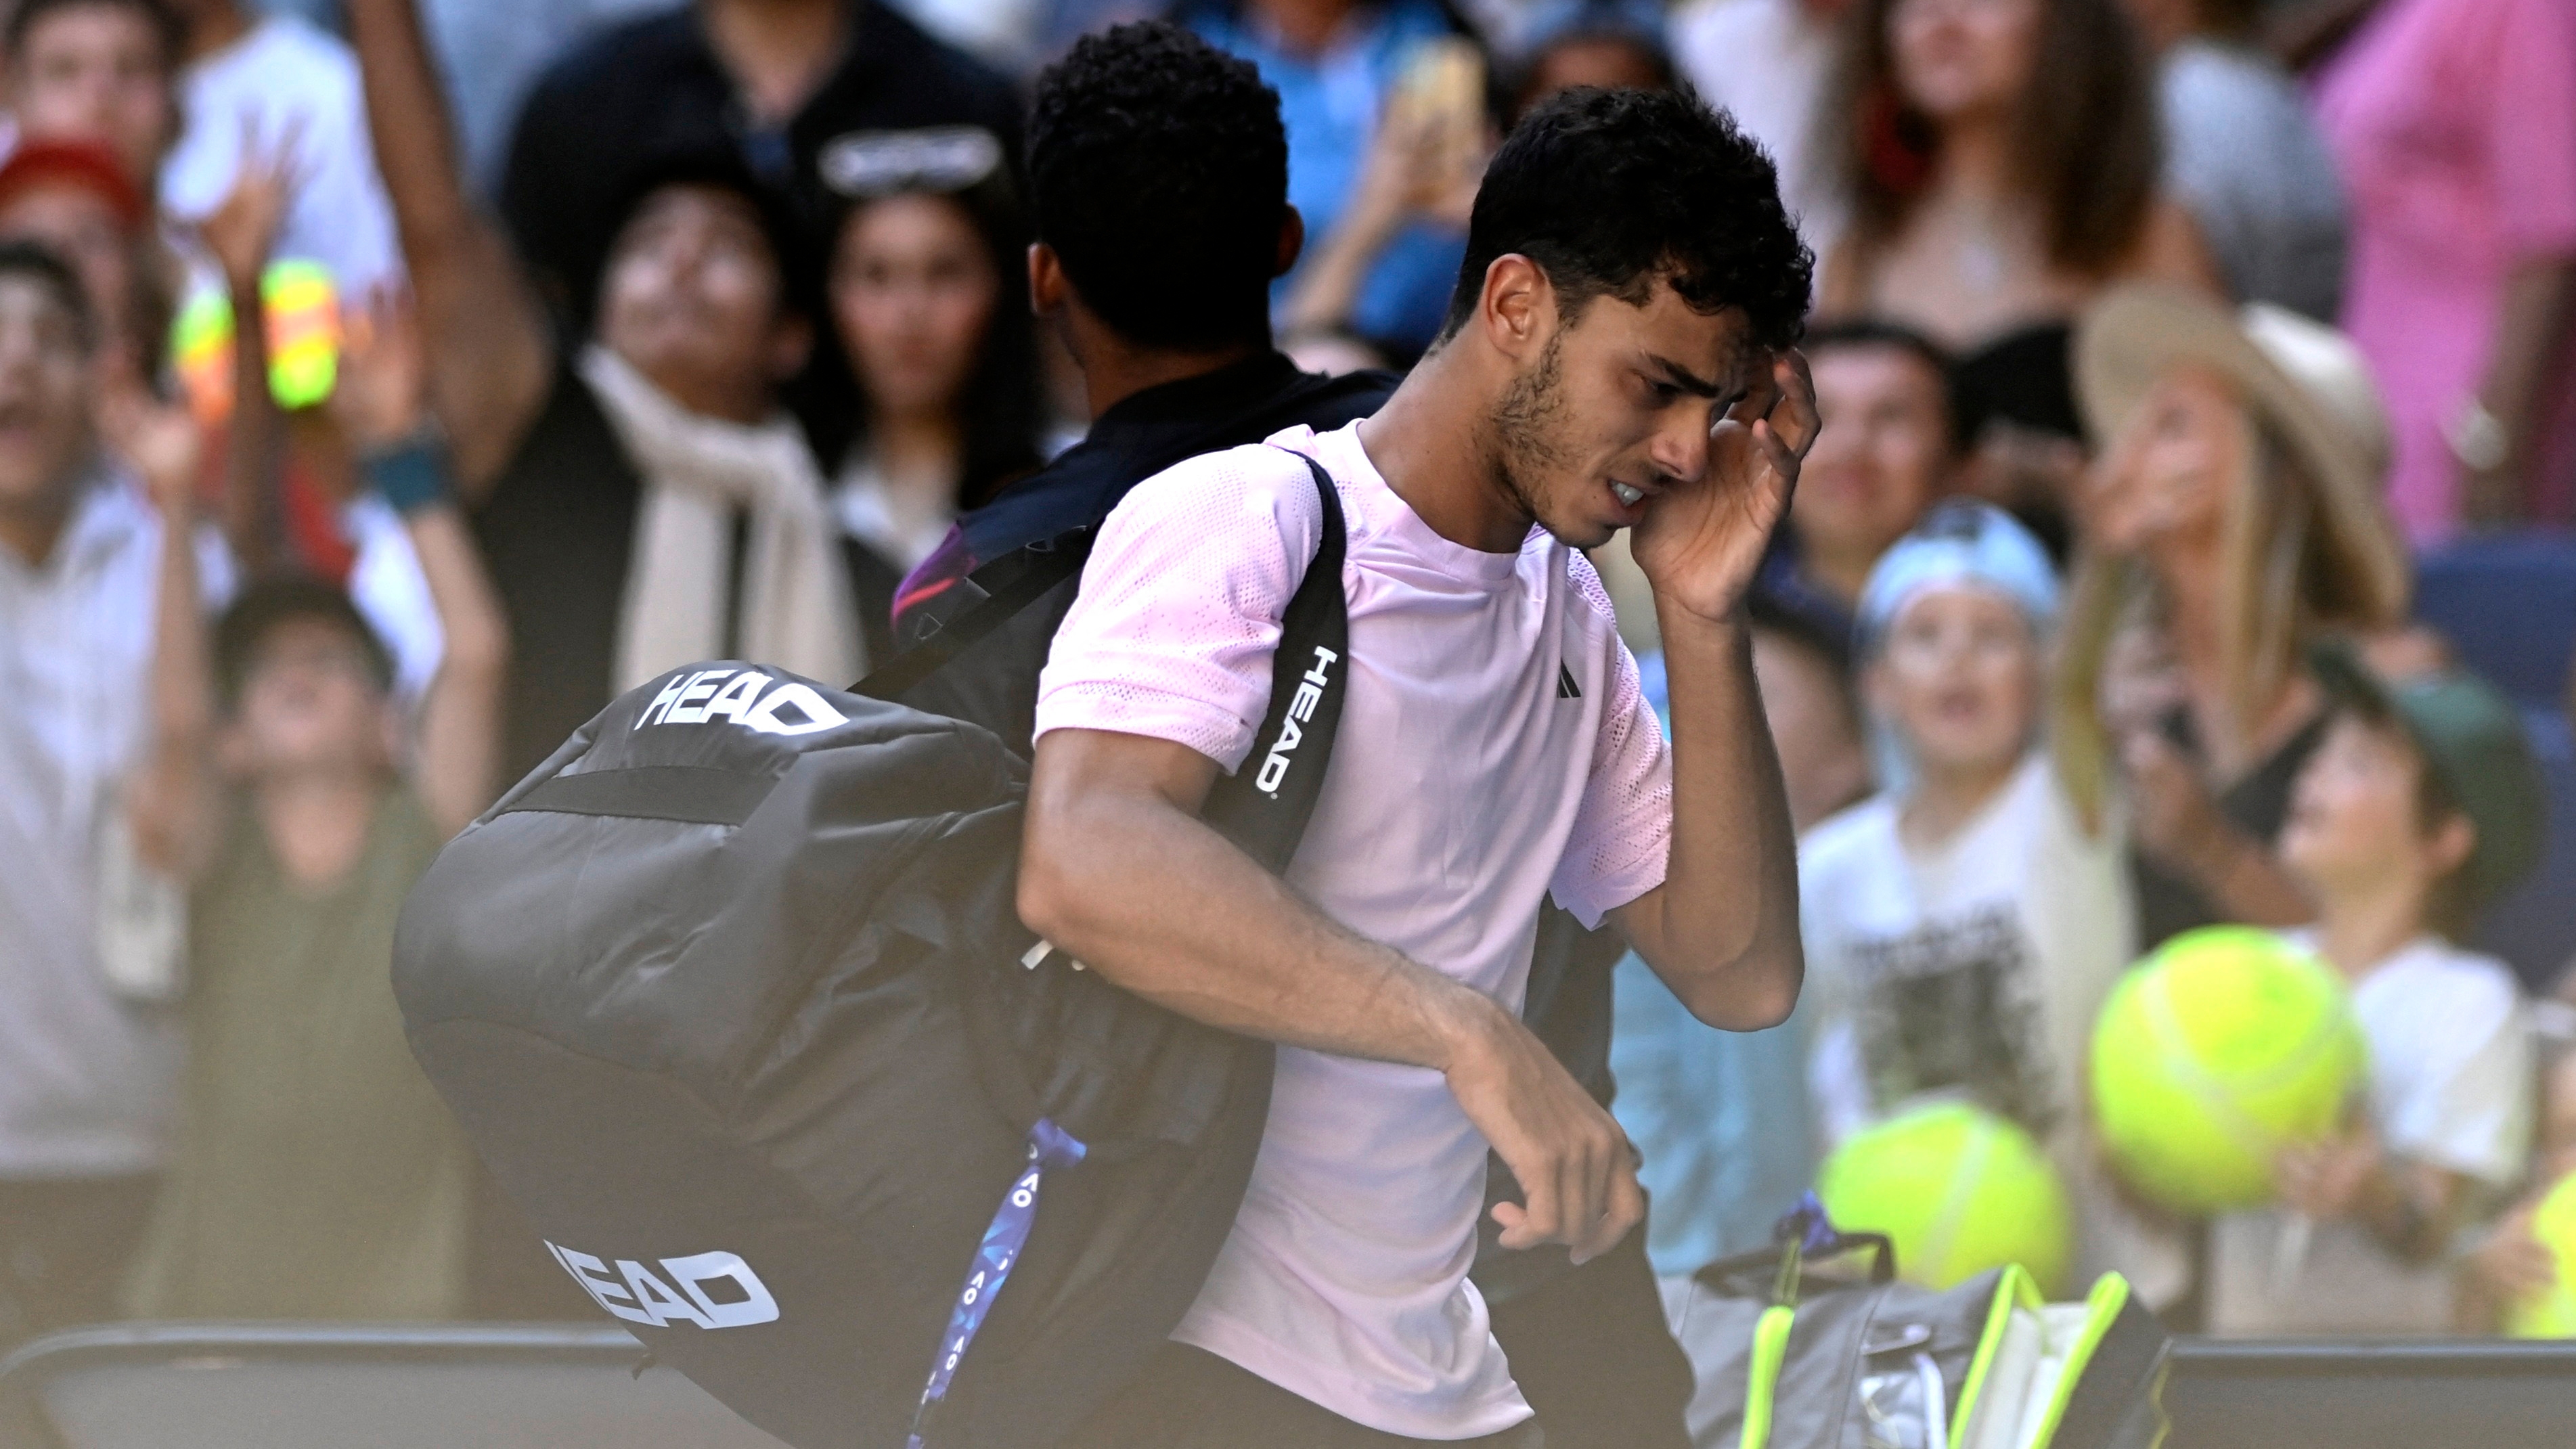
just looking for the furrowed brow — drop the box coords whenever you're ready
[1645,354,1728,399]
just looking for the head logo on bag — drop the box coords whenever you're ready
[634,668,851,736]
[547,1242,782,1330]
[1256,646,1338,797]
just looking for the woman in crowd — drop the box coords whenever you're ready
[821,163,1040,661]
[2311,0,2576,539]
[1817,0,2216,557]
[2057,284,2410,949]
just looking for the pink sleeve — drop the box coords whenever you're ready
[1549,562,1672,929]
[2491,0,2576,255]
[1032,446,1325,773]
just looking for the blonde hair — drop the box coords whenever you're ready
[2056,416,2405,832]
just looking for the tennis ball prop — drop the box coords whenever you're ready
[2089,927,2365,1216]
[1817,1100,2074,1295]
[2507,1174,2576,1339]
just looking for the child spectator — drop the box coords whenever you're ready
[2206,645,2546,1335]
[1802,500,2179,1299]
[3,0,185,200]
[122,440,507,1316]
[0,240,222,1349]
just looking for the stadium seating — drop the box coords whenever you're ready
[2414,530,2576,989]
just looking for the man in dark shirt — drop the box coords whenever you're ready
[499,0,1021,330]
[893,26,1693,1448]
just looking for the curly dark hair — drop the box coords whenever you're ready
[1028,21,1287,351]
[1440,87,1811,351]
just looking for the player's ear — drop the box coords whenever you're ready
[1478,254,1553,361]
[1274,206,1305,280]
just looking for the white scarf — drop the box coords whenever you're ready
[581,344,866,694]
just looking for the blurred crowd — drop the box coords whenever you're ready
[1,0,2573,1364]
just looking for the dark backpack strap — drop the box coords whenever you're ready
[1201,451,1350,872]
[850,530,1094,701]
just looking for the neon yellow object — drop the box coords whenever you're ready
[2507,1174,2576,1338]
[1737,1303,1793,1449]
[261,259,338,409]
[1816,1100,2074,1295]
[2090,926,2365,1216]
[164,261,342,420]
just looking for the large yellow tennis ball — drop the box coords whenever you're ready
[1816,1099,2074,1295]
[2090,927,2365,1216]
[2507,1174,2576,1338]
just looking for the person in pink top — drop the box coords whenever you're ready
[2314,0,2576,539]
[1020,88,1817,1448]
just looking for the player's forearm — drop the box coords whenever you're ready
[1018,747,1505,1071]
[1620,605,1801,1030]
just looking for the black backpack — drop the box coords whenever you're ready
[394,458,1348,1449]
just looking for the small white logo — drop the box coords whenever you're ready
[546,1242,781,1330]
[1256,646,1338,797]
[634,669,849,736]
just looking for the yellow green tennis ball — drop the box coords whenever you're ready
[2090,927,2364,1216]
[261,259,340,410]
[2506,1174,2576,1339]
[1817,1099,2073,1295]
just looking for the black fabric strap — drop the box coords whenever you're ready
[500,765,778,826]
[850,534,1093,702]
[1201,453,1350,873]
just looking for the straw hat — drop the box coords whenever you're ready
[2074,283,2410,623]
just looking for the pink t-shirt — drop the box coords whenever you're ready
[1033,422,1672,1437]
[2315,0,2576,538]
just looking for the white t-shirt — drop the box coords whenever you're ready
[2208,934,2533,1335]
[1032,423,1673,1437]
[1799,757,2186,1299]
[1670,0,1847,267]
[160,16,403,297]
[0,475,227,1176]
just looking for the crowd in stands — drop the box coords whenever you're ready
[3,0,2575,1372]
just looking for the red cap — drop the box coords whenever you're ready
[0,139,150,236]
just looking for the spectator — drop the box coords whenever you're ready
[1818,0,2219,558]
[498,0,1021,336]
[1670,0,1850,263]
[0,240,221,1350]
[2312,0,2576,537]
[2061,284,2410,950]
[120,295,508,1319]
[3,0,185,203]
[1609,611,1830,1278]
[2206,646,2542,1335]
[156,0,405,300]
[822,164,1040,661]
[889,20,1390,669]
[1800,501,2169,1295]
[2118,0,2347,322]
[1505,0,1672,106]
[1179,0,1480,362]
[1760,317,1962,636]
[349,0,864,787]
[0,140,171,399]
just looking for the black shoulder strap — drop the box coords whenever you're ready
[849,531,1094,702]
[1200,453,1348,872]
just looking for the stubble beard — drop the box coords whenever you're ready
[1480,330,1597,545]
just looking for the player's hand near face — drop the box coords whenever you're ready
[1630,349,1818,625]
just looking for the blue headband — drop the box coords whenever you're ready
[1855,500,2060,655]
